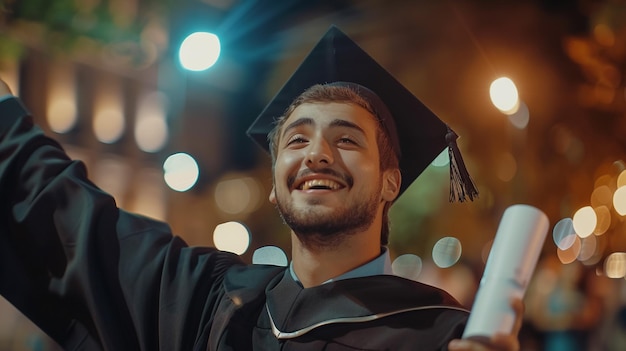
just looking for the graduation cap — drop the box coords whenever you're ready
[247,25,478,202]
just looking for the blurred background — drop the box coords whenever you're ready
[1,0,626,349]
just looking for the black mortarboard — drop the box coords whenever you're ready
[247,25,477,201]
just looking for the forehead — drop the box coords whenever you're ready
[281,102,380,135]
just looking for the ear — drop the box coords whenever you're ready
[381,168,401,202]
[269,185,277,204]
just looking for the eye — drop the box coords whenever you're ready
[286,135,308,146]
[338,137,357,145]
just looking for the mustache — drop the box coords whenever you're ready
[287,168,354,189]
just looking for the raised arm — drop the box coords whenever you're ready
[0,81,245,350]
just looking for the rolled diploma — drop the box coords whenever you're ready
[462,204,549,340]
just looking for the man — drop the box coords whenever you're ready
[0,26,521,350]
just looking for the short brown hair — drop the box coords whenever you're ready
[268,84,399,245]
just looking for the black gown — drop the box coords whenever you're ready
[0,96,469,350]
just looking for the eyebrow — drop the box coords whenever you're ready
[281,117,367,140]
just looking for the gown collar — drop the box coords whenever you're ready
[265,270,468,339]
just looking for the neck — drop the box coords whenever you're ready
[290,229,381,288]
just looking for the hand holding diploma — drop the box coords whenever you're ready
[448,297,523,351]
[450,204,549,351]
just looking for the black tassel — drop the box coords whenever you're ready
[446,127,479,202]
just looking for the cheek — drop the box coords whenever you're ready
[345,153,379,175]
[273,152,302,181]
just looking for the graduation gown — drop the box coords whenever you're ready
[0,96,469,350]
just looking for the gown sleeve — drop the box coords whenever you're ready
[0,96,244,350]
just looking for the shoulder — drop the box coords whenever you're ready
[335,274,468,310]
[334,276,469,346]
[0,96,30,135]
[224,264,286,290]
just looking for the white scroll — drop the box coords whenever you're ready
[462,204,549,341]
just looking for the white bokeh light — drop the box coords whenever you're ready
[213,221,250,255]
[163,153,200,192]
[392,254,423,280]
[572,206,597,238]
[252,246,288,266]
[432,237,462,268]
[490,77,520,114]
[614,186,626,216]
[179,32,221,71]
[604,252,626,278]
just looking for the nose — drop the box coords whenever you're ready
[305,137,334,167]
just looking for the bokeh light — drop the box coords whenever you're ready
[572,206,597,238]
[392,254,422,280]
[594,174,614,189]
[94,108,125,144]
[591,185,613,208]
[431,149,449,167]
[556,235,581,264]
[489,77,520,114]
[46,64,77,133]
[214,176,262,215]
[252,246,288,266]
[593,205,611,235]
[135,92,169,153]
[594,23,616,47]
[93,78,125,144]
[553,218,577,250]
[604,252,626,278]
[163,153,200,192]
[179,32,221,71]
[135,117,168,153]
[614,186,626,216]
[213,221,250,255]
[577,235,597,262]
[618,170,626,188]
[47,98,77,134]
[432,237,462,268]
[507,101,530,129]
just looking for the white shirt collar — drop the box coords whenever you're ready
[289,247,392,286]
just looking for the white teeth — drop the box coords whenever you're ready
[301,179,341,190]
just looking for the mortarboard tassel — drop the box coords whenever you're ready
[446,127,479,202]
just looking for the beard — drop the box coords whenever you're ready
[275,181,382,250]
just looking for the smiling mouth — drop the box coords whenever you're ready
[298,179,343,191]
